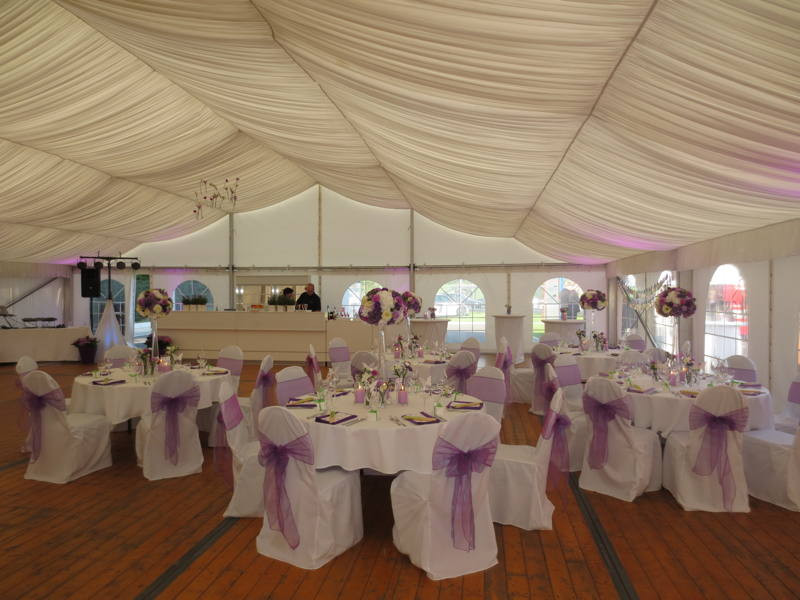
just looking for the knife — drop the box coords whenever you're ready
[343,417,366,427]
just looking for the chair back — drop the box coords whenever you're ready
[466,366,506,404]
[276,366,315,406]
[787,372,800,421]
[328,337,353,383]
[554,353,582,413]
[148,370,201,466]
[218,380,253,457]
[218,345,244,393]
[539,388,569,485]
[623,334,646,351]
[460,337,481,362]
[494,337,512,396]
[16,356,38,376]
[644,347,668,364]
[539,332,561,348]
[250,355,275,423]
[350,351,378,379]
[21,370,70,462]
[446,350,478,393]
[582,377,633,470]
[619,350,647,365]
[531,343,558,414]
[104,344,137,368]
[724,355,758,382]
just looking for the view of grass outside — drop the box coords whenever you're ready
[531,277,583,341]
[435,279,486,343]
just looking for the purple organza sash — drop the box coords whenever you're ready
[626,339,646,351]
[689,405,749,511]
[151,385,201,465]
[466,375,505,404]
[305,354,320,374]
[21,387,66,462]
[217,356,243,376]
[583,392,631,469]
[555,364,582,387]
[109,357,127,368]
[446,362,477,393]
[726,366,757,383]
[329,346,350,363]
[432,435,497,551]
[495,352,511,398]
[788,381,800,405]
[533,354,556,409]
[259,433,315,550]
[254,369,276,418]
[277,377,314,406]
[220,393,244,430]
[542,408,572,480]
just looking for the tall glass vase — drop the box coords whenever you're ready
[586,309,595,336]
[150,318,159,359]
[377,324,387,379]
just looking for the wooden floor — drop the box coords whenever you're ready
[2,362,800,599]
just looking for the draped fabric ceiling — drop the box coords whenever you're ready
[0,0,798,264]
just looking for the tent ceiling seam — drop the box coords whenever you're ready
[512,0,660,238]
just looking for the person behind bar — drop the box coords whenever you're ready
[295,283,321,312]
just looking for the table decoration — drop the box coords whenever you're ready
[592,331,607,352]
[136,289,173,359]
[315,412,358,425]
[447,399,483,410]
[359,287,407,377]
[72,335,98,364]
[655,286,697,363]
[579,289,607,335]
[402,413,441,425]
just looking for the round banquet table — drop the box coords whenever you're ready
[70,366,228,424]
[287,390,485,474]
[381,353,448,384]
[572,350,622,380]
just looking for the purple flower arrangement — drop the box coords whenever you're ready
[655,286,696,319]
[401,291,422,317]
[136,288,173,320]
[579,289,608,311]
[72,336,98,348]
[359,287,407,326]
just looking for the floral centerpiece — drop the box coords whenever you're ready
[591,331,607,352]
[72,335,98,364]
[579,290,608,311]
[359,288,406,326]
[137,288,173,358]
[145,334,173,356]
[401,291,422,317]
[393,360,413,385]
[138,348,155,376]
[576,329,586,350]
[655,287,696,319]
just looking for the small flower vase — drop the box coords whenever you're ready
[150,318,159,359]
[417,347,424,358]
[397,384,408,405]
[354,387,365,404]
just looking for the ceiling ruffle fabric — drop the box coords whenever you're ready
[0,0,797,263]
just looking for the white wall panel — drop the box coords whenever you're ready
[131,217,229,267]
[771,255,800,412]
[0,276,64,323]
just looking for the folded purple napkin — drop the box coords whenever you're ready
[423,359,446,364]
[627,386,656,394]
[402,413,442,425]
[92,379,126,386]
[738,382,762,388]
[332,390,351,397]
[315,412,358,425]
[286,398,317,408]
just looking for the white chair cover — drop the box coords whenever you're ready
[218,345,244,390]
[276,366,315,406]
[663,386,750,512]
[644,347,668,364]
[623,333,646,351]
[553,353,589,470]
[724,355,758,383]
[619,350,648,365]
[466,366,506,423]
[538,332,561,348]
[777,372,800,433]
[494,336,512,401]
[460,337,481,362]
[206,345,246,448]
[104,344,137,368]
[509,343,535,405]
[15,355,38,377]
[489,389,566,529]
[328,337,354,386]
[530,343,558,416]
[15,355,38,453]
[22,370,111,484]
[255,407,363,569]
[135,370,203,481]
[578,377,662,502]
[350,350,378,379]
[305,344,322,388]
[249,355,275,435]
[391,412,500,580]
[445,350,478,393]
[742,426,800,511]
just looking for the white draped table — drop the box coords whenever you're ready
[571,350,622,380]
[382,353,448,384]
[542,319,584,345]
[70,367,228,424]
[289,391,485,474]
[493,315,525,363]
[409,319,449,348]
[0,326,90,363]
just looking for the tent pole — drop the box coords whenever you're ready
[228,213,235,309]
[410,210,415,292]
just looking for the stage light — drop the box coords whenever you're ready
[131,261,140,270]
[94,260,104,270]
[77,261,87,270]
[116,261,126,269]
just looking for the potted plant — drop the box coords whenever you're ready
[267,294,280,312]
[195,295,209,311]
[72,336,98,364]
[277,295,292,311]
[182,295,196,311]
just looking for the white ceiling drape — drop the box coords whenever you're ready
[0,0,796,263]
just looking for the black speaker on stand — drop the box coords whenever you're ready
[80,267,101,298]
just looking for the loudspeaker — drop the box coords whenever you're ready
[80,268,101,298]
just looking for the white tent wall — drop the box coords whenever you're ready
[0,276,66,324]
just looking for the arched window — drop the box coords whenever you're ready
[435,279,486,343]
[652,271,676,352]
[704,264,747,368]
[532,277,583,341]
[341,280,382,318]
[174,280,214,311]
[620,274,639,336]
[90,279,126,334]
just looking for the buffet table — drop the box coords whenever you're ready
[0,326,89,363]
[493,314,525,363]
[409,318,449,348]
[542,319,584,344]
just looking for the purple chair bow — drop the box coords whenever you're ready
[494,351,512,398]
[446,362,477,393]
[583,392,631,469]
[254,369,277,416]
[532,354,557,413]
[259,433,315,550]
[725,366,757,383]
[151,385,201,465]
[689,405,749,511]
[555,363,582,387]
[541,408,572,479]
[21,387,66,462]
[788,381,800,405]
[329,346,350,363]
[217,356,243,376]
[432,435,497,551]
[626,339,646,351]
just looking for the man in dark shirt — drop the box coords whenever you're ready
[295,283,321,312]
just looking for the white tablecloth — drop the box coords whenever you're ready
[383,353,448,384]
[0,326,90,363]
[494,315,525,363]
[572,351,621,380]
[289,391,484,474]
[70,367,228,424]
[409,319,449,348]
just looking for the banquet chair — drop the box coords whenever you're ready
[529,343,558,416]
[15,355,38,379]
[460,337,481,362]
[494,336,512,402]
[328,337,354,386]
[488,389,566,529]
[135,370,203,481]
[466,366,506,423]
[538,332,561,348]
[350,351,378,379]
[553,354,589,470]
[22,370,112,484]
[644,347,668,364]
[725,355,758,383]
[510,344,535,405]
[776,372,800,434]
[305,344,322,388]
[276,366,315,406]
[663,386,750,512]
[15,355,38,453]
[249,355,275,435]
[742,424,800,511]
[391,412,500,579]
[256,407,363,569]
[104,344,137,368]
[619,349,648,366]
[578,377,662,502]
[623,333,646,351]
[206,345,247,447]
[445,350,478,393]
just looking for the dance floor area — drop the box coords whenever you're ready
[3,362,800,600]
